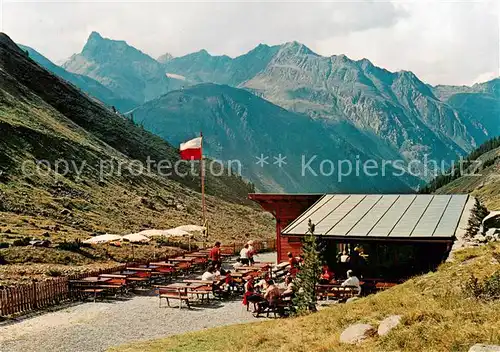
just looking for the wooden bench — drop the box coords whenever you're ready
[79,288,105,302]
[254,297,292,318]
[158,288,191,309]
[190,285,212,303]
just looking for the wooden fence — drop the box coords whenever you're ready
[0,239,276,317]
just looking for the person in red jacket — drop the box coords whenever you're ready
[209,241,222,267]
[319,265,335,284]
[287,252,300,277]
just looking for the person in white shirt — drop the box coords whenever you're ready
[282,275,295,298]
[240,244,250,265]
[201,267,216,281]
[340,251,350,263]
[341,270,361,294]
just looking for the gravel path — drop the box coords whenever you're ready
[0,252,277,352]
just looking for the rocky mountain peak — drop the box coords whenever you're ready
[279,41,318,57]
[157,52,174,63]
[88,31,104,42]
[81,31,134,59]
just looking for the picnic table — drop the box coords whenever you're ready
[168,257,196,263]
[99,274,127,279]
[184,253,208,258]
[126,267,153,272]
[164,282,205,291]
[235,266,265,272]
[149,261,176,267]
[120,270,138,276]
[316,284,358,300]
[230,272,250,278]
[275,262,290,269]
[183,279,214,285]
[83,276,112,283]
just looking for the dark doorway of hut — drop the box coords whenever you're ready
[319,239,451,292]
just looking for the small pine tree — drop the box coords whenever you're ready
[292,219,322,314]
[466,198,489,238]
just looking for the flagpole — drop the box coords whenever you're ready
[200,131,206,226]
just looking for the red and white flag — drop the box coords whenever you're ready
[180,137,202,160]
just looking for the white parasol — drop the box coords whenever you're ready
[83,234,122,244]
[122,233,151,243]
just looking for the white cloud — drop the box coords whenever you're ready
[2,0,498,85]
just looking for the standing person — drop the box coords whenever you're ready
[240,244,250,265]
[287,252,300,277]
[247,240,256,264]
[209,241,222,267]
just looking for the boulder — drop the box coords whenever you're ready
[346,297,360,303]
[378,315,402,336]
[468,344,500,352]
[474,234,487,243]
[339,323,375,344]
[486,228,499,236]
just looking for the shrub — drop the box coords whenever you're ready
[56,239,89,251]
[483,271,500,299]
[12,237,31,246]
[0,242,9,248]
[463,270,500,300]
[46,269,63,277]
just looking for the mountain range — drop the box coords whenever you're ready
[21,31,500,192]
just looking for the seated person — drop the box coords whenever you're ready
[254,273,270,292]
[242,276,265,310]
[256,279,281,313]
[319,265,335,284]
[222,270,237,292]
[233,257,244,269]
[281,275,295,299]
[341,270,361,294]
[214,263,228,276]
[201,266,216,281]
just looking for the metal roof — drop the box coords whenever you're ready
[282,194,469,240]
